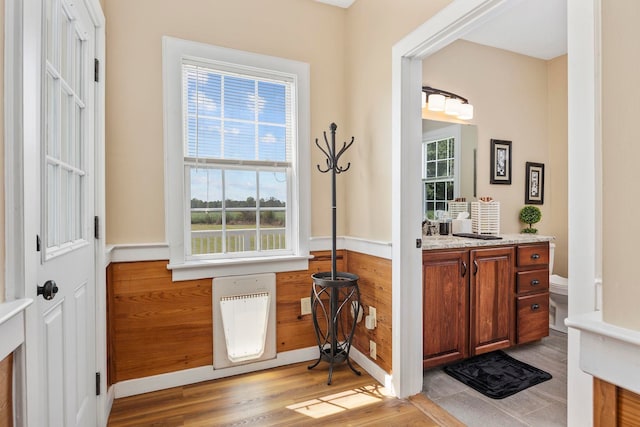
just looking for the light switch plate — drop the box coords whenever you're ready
[369,340,377,360]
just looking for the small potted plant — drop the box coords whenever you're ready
[519,205,542,234]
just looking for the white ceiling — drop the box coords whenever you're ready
[315,0,567,61]
[461,0,567,60]
[314,0,355,8]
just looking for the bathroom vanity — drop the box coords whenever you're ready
[422,234,552,369]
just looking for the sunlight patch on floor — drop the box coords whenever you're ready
[286,384,393,419]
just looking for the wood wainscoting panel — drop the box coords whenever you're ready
[108,252,348,383]
[108,261,213,382]
[346,251,392,374]
[275,250,344,352]
[0,354,12,427]
[594,377,640,427]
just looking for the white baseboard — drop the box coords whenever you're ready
[112,346,394,399]
[113,347,318,398]
[349,348,395,395]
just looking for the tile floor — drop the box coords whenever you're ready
[423,330,568,427]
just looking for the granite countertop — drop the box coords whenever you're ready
[422,233,554,250]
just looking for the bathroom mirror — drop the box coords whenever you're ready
[421,119,477,219]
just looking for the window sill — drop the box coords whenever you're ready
[167,254,312,281]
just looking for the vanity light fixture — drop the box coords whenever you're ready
[422,86,474,120]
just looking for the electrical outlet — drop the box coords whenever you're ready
[369,340,377,360]
[300,297,312,315]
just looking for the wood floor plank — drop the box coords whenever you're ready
[108,362,445,426]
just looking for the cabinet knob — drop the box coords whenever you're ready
[531,279,540,286]
[461,261,467,278]
[531,303,540,311]
[531,253,540,260]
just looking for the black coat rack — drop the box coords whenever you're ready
[308,123,361,385]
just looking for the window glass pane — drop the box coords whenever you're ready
[436,182,445,200]
[425,182,434,200]
[437,140,448,159]
[187,117,221,158]
[426,142,436,161]
[258,124,286,162]
[426,162,436,178]
[448,138,455,156]
[436,160,448,178]
[447,181,454,200]
[258,81,286,124]
[225,170,257,207]
[224,76,255,121]
[223,121,255,160]
[225,212,255,253]
[190,168,222,255]
[259,171,287,251]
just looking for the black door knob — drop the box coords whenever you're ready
[37,280,58,300]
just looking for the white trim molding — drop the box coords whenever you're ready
[566,311,640,395]
[108,236,392,265]
[113,346,318,398]
[0,299,32,361]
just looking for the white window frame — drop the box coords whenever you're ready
[162,36,310,280]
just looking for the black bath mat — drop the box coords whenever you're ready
[443,350,552,399]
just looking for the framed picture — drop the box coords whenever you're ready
[525,162,545,204]
[490,139,512,184]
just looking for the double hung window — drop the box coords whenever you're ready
[163,37,310,279]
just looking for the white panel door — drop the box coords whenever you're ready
[36,0,97,425]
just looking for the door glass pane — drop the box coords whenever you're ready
[60,90,70,163]
[45,0,55,64]
[60,8,70,82]
[47,163,58,247]
[45,74,58,157]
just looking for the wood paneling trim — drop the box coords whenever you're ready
[594,377,617,427]
[0,354,12,427]
[593,378,640,427]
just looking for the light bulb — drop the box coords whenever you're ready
[427,94,445,112]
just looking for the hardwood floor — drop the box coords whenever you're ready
[108,362,460,426]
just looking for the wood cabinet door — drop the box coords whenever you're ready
[469,247,515,355]
[422,250,469,369]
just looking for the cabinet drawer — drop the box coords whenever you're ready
[516,270,549,294]
[517,293,549,344]
[517,244,549,267]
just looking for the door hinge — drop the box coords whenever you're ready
[416,238,422,248]
[96,372,101,396]
[94,216,100,239]
[36,234,41,252]
[94,58,99,83]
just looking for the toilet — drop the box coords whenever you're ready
[548,243,568,333]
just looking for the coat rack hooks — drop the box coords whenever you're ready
[315,122,354,174]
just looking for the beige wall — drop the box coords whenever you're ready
[0,0,4,303]
[602,0,640,329]
[104,0,347,243]
[343,0,452,241]
[547,55,568,277]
